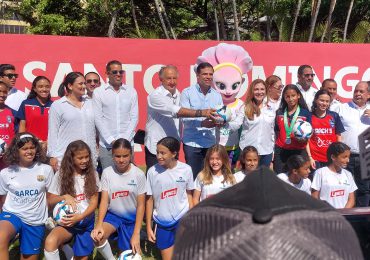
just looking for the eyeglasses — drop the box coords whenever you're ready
[303,73,315,78]
[1,73,18,79]
[110,70,124,75]
[86,79,99,84]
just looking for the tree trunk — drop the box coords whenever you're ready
[343,0,354,42]
[130,0,141,38]
[231,0,240,40]
[290,0,302,42]
[213,0,220,40]
[218,1,227,40]
[308,0,321,42]
[320,0,336,42]
[278,17,284,41]
[154,0,169,39]
[107,10,117,37]
[158,0,176,39]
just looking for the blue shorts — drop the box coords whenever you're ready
[104,211,135,251]
[0,211,45,255]
[64,214,94,257]
[155,221,179,250]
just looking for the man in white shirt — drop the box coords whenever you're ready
[84,72,101,98]
[93,60,138,170]
[296,65,317,111]
[145,65,215,170]
[337,81,370,206]
[321,78,341,112]
[0,64,26,111]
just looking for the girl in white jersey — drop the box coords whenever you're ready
[91,139,146,259]
[234,146,259,183]
[277,155,311,195]
[193,144,236,205]
[311,142,357,209]
[44,140,100,260]
[0,133,53,260]
[146,137,194,260]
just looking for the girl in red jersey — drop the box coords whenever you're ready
[273,84,311,173]
[306,89,345,170]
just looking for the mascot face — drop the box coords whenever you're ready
[213,67,243,105]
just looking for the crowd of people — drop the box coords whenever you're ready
[0,61,368,260]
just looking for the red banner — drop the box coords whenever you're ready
[2,34,369,164]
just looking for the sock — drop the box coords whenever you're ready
[44,249,60,260]
[97,240,115,260]
[62,244,74,260]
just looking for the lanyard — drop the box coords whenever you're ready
[284,106,300,144]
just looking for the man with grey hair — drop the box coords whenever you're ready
[296,64,317,110]
[337,81,370,206]
[144,65,215,170]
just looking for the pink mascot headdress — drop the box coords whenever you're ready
[196,43,253,105]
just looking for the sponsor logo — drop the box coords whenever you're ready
[15,189,39,197]
[0,123,9,128]
[10,176,16,180]
[128,180,137,186]
[161,188,177,199]
[330,189,345,197]
[316,136,332,148]
[314,128,333,134]
[37,175,45,182]
[76,193,85,201]
[112,190,129,199]
[329,119,335,128]
[176,177,185,183]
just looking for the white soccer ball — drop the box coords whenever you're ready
[118,250,142,260]
[0,138,6,154]
[293,119,313,140]
[215,105,232,123]
[52,201,77,226]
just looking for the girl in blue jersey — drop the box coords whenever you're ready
[91,139,146,259]
[146,137,194,260]
[0,133,53,260]
[44,140,100,260]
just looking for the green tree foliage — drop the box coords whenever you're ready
[13,0,370,43]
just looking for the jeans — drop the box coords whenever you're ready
[347,153,369,207]
[183,144,208,180]
[145,146,158,173]
[273,146,307,174]
[259,153,273,167]
[99,145,114,171]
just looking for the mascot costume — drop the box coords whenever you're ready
[196,43,253,166]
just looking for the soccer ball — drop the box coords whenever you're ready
[118,250,142,260]
[215,105,232,123]
[293,119,313,140]
[52,201,77,225]
[0,138,6,154]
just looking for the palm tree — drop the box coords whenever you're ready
[343,0,355,42]
[231,0,240,40]
[154,0,169,39]
[290,0,302,42]
[308,0,321,42]
[158,0,176,39]
[320,0,336,42]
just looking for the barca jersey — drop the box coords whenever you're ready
[0,106,16,145]
[275,107,311,150]
[17,98,53,141]
[309,111,345,162]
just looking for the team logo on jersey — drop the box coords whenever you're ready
[161,188,177,199]
[37,175,45,182]
[76,193,85,201]
[329,119,335,128]
[176,177,185,183]
[112,190,129,199]
[330,189,344,197]
[6,116,12,123]
[128,180,136,186]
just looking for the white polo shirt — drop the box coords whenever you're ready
[93,83,138,148]
[277,172,311,195]
[296,83,317,111]
[239,102,276,155]
[146,161,194,227]
[101,164,146,222]
[194,173,233,201]
[0,163,53,225]
[5,87,26,111]
[311,166,357,209]
[337,101,370,154]
[47,96,97,163]
[144,86,181,155]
